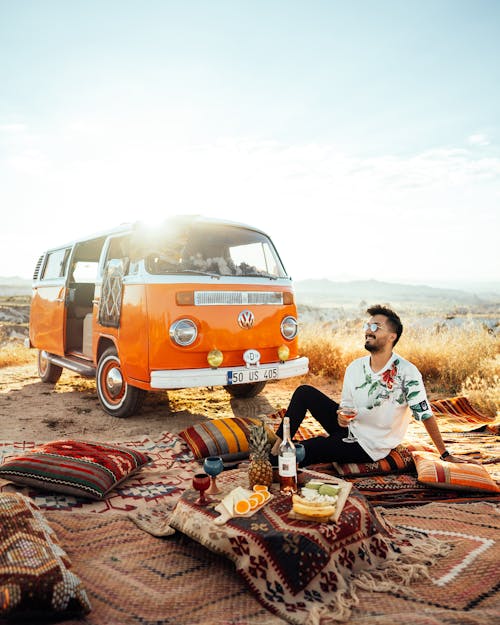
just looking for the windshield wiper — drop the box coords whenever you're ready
[241,272,278,280]
[174,269,220,278]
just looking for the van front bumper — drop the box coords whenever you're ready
[150,356,309,389]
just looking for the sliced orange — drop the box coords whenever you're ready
[261,491,271,502]
[253,484,269,493]
[248,494,261,510]
[250,492,265,506]
[234,498,251,515]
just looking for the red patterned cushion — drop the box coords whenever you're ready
[0,440,150,500]
[0,492,91,618]
[332,442,435,476]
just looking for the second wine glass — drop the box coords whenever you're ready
[203,456,224,495]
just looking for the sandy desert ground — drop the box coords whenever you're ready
[0,363,340,442]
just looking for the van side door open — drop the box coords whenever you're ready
[30,247,72,356]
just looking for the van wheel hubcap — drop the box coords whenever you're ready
[106,367,124,397]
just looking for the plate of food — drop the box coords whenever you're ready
[214,484,273,524]
[288,478,352,523]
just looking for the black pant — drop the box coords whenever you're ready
[275,385,372,465]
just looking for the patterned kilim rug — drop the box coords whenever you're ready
[0,432,199,529]
[43,501,499,625]
[429,396,498,431]
[45,512,287,625]
[356,502,500,624]
[339,472,500,507]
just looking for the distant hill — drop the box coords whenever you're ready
[1,274,499,312]
[294,278,500,311]
[0,276,32,296]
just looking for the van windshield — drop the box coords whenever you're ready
[139,223,287,278]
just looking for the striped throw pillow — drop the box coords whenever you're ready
[412,451,500,492]
[0,440,150,500]
[179,417,277,462]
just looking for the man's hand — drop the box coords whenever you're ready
[337,408,357,428]
[444,454,481,465]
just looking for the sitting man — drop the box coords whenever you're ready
[272,304,476,466]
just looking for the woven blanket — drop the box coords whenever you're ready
[44,501,499,625]
[0,432,199,533]
[430,396,497,430]
[341,472,500,507]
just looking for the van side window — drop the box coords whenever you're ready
[42,248,71,280]
[72,261,99,283]
[104,235,131,275]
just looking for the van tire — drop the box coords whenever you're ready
[37,350,63,383]
[96,347,145,417]
[224,381,267,398]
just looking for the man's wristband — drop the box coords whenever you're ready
[440,450,451,460]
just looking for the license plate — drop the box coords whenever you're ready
[227,367,278,385]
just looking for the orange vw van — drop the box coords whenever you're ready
[28,216,309,416]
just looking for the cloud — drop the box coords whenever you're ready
[468,133,490,147]
[1,128,499,282]
[0,123,27,133]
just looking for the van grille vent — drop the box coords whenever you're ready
[194,291,283,306]
[33,255,44,280]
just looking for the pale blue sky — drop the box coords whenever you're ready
[1,1,499,286]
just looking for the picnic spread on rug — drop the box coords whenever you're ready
[1,396,499,624]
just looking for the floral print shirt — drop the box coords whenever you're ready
[341,352,433,461]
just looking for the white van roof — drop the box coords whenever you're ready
[45,215,270,251]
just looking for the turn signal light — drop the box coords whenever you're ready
[207,349,224,368]
[176,291,195,305]
[283,292,294,305]
[278,345,290,361]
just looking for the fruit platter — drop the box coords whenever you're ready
[213,484,273,524]
[289,478,352,523]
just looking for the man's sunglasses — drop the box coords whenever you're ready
[363,322,383,332]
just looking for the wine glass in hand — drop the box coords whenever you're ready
[339,401,358,443]
[203,456,224,495]
[192,473,211,505]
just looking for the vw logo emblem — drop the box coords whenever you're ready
[238,310,254,329]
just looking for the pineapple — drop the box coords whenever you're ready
[248,422,274,489]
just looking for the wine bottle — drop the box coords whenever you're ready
[278,416,297,494]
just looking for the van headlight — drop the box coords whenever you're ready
[281,315,298,340]
[169,319,198,346]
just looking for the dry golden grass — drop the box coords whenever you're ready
[1,320,498,417]
[0,342,37,368]
[299,320,500,417]
[460,357,500,419]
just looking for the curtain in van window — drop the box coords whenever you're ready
[98,259,127,328]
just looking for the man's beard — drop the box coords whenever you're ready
[365,339,379,353]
